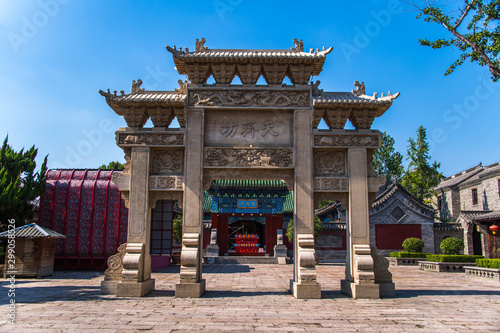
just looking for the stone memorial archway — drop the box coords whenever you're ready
[99,38,399,299]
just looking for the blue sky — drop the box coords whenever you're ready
[1,0,499,176]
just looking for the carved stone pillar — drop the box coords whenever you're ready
[274,229,287,263]
[175,107,205,297]
[116,146,155,297]
[341,147,379,299]
[205,228,220,258]
[291,108,321,299]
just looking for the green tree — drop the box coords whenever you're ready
[98,161,125,170]
[173,214,183,244]
[400,126,442,204]
[372,131,404,182]
[0,136,47,228]
[286,201,328,243]
[409,0,500,81]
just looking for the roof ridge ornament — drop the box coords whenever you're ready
[131,79,145,95]
[352,80,365,96]
[195,37,208,52]
[311,80,323,97]
[291,38,304,52]
[175,79,189,95]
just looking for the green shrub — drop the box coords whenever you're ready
[440,237,464,255]
[402,238,424,252]
[426,254,483,262]
[476,259,500,269]
[390,251,431,258]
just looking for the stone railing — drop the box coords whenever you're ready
[465,266,500,282]
[387,257,426,266]
[419,261,476,273]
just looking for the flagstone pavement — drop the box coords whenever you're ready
[0,263,499,332]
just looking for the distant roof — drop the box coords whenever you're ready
[99,90,185,107]
[314,91,399,109]
[457,210,492,224]
[0,223,65,239]
[459,162,500,188]
[315,201,341,216]
[209,179,288,190]
[474,210,500,222]
[435,164,483,190]
[371,181,434,215]
[433,222,463,231]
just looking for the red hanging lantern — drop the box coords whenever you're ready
[490,225,499,235]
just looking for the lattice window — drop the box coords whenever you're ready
[390,206,406,222]
[150,200,173,255]
[472,188,478,206]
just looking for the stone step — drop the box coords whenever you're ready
[206,256,281,265]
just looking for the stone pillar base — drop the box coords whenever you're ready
[100,280,119,295]
[175,279,206,298]
[274,244,288,258]
[116,279,155,297]
[341,280,379,299]
[378,282,395,297]
[290,280,321,299]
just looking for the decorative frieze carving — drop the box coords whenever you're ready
[188,89,310,107]
[104,243,127,281]
[313,134,380,147]
[151,150,184,175]
[314,177,348,191]
[149,176,183,190]
[204,148,293,167]
[314,151,345,176]
[118,133,184,146]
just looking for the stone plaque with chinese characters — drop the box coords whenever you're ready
[204,110,293,147]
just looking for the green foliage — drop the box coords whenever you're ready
[400,126,442,204]
[426,254,483,262]
[476,258,500,269]
[0,136,47,228]
[440,237,465,254]
[402,237,425,253]
[413,0,500,81]
[98,161,125,170]
[372,131,404,182]
[173,214,183,243]
[390,251,431,258]
[285,217,324,243]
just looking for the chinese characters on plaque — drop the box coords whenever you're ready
[220,120,279,138]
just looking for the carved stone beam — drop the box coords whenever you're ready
[287,64,314,85]
[211,63,237,85]
[312,108,325,129]
[262,63,288,85]
[112,172,130,192]
[173,107,186,127]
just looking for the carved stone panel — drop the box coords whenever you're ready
[149,176,183,190]
[151,150,184,175]
[205,110,293,147]
[313,134,380,148]
[204,148,293,168]
[313,177,348,191]
[314,151,346,176]
[117,132,184,146]
[188,88,310,108]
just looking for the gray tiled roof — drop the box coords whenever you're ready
[99,90,186,107]
[433,222,463,231]
[314,92,397,108]
[457,210,492,224]
[435,164,483,190]
[459,162,500,188]
[474,210,500,222]
[0,223,65,239]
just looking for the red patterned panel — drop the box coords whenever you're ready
[119,199,128,245]
[53,179,70,254]
[91,180,108,255]
[64,179,83,255]
[105,184,120,255]
[38,180,55,229]
[375,224,422,250]
[78,179,95,255]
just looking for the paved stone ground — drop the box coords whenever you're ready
[0,263,499,332]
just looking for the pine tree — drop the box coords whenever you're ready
[400,126,442,204]
[372,131,404,182]
[0,136,48,228]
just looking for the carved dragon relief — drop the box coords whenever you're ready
[118,133,184,146]
[188,90,310,107]
[314,151,346,176]
[151,150,184,175]
[204,148,293,168]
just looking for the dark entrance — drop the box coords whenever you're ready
[228,217,266,255]
[472,224,483,255]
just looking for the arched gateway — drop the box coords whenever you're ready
[99,39,399,299]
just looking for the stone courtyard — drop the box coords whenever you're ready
[1,264,499,332]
